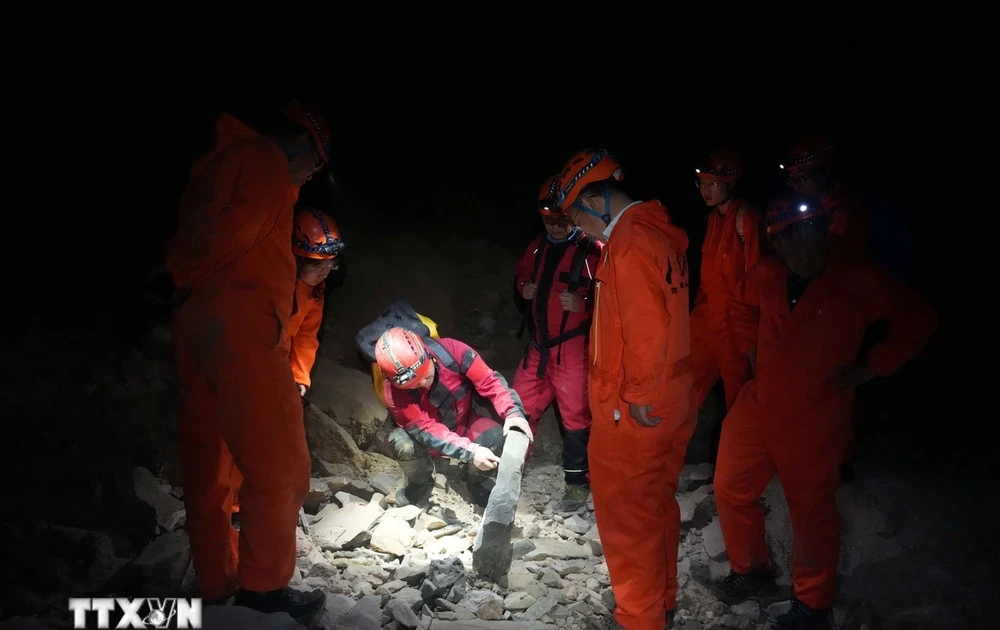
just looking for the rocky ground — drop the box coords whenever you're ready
[2,231,994,630]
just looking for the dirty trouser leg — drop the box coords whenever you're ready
[772,411,846,610]
[714,393,774,574]
[589,383,695,630]
[175,320,244,601]
[511,344,556,463]
[549,337,592,486]
[181,299,311,593]
[387,427,435,490]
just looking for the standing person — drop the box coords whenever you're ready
[687,147,764,463]
[714,194,938,629]
[513,175,602,506]
[542,148,695,630]
[166,100,330,620]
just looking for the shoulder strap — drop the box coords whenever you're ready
[735,206,746,242]
[422,337,477,376]
[567,245,590,291]
[530,239,545,285]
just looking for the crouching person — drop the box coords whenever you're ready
[375,327,532,507]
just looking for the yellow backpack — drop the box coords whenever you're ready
[370,312,440,408]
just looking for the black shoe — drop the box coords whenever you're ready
[775,598,830,629]
[395,482,435,507]
[233,587,325,621]
[468,480,493,508]
[717,569,778,604]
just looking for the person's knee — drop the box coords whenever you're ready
[475,426,506,456]
[388,427,424,461]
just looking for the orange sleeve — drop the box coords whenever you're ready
[167,142,290,289]
[290,295,324,388]
[730,261,765,354]
[614,228,671,407]
[862,266,939,377]
[515,237,541,294]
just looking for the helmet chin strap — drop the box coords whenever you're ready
[572,182,613,226]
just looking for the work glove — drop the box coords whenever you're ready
[471,445,500,471]
[503,414,534,442]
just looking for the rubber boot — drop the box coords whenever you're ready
[395,457,435,507]
[233,587,325,622]
[717,569,779,604]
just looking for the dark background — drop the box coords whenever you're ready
[42,95,987,466]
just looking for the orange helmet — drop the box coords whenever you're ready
[695,147,743,183]
[375,327,434,389]
[292,208,344,259]
[282,100,332,164]
[779,135,835,176]
[765,193,830,236]
[540,149,624,216]
[537,175,560,214]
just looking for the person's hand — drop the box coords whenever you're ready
[471,445,500,471]
[521,282,537,300]
[298,383,307,397]
[503,414,534,442]
[629,403,662,427]
[559,292,582,312]
[828,363,876,390]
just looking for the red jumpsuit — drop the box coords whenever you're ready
[384,337,526,462]
[588,201,695,630]
[167,113,307,600]
[512,233,600,484]
[715,256,938,610]
[690,199,764,410]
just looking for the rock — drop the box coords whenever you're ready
[419,557,467,600]
[539,568,563,588]
[720,613,752,628]
[395,565,427,586]
[369,515,416,557]
[473,430,531,582]
[512,539,536,560]
[678,463,714,493]
[371,473,403,496]
[700,517,727,561]
[505,592,538,611]
[524,539,592,561]
[319,593,357,628]
[507,561,536,591]
[414,513,448,532]
[433,621,554,629]
[202,605,310,629]
[303,478,334,513]
[677,495,697,525]
[311,502,383,551]
[730,600,759,618]
[307,357,388,451]
[460,590,505,620]
[132,466,186,532]
[302,402,366,471]
[709,559,731,582]
[522,595,558,620]
[385,598,421,629]
[337,595,383,630]
[563,515,591,536]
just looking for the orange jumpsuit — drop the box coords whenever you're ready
[690,199,763,410]
[715,256,938,610]
[288,278,325,389]
[588,200,695,630]
[167,113,308,600]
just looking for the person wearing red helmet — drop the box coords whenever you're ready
[780,135,870,262]
[288,207,344,395]
[166,99,332,621]
[687,147,765,464]
[714,194,937,629]
[512,175,603,507]
[546,148,695,630]
[375,327,532,507]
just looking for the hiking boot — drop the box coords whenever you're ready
[233,587,325,621]
[395,483,435,508]
[555,483,590,512]
[468,480,494,508]
[717,569,778,604]
[775,598,831,629]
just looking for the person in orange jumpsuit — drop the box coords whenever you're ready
[288,207,344,396]
[714,194,938,630]
[780,135,873,480]
[542,148,695,630]
[166,100,331,621]
[687,147,764,464]
[513,174,602,507]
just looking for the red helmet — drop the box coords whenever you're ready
[292,208,344,259]
[780,135,835,176]
[765,193,830,236]
[541,149,624,216]
[375,328,434,389]
[695,147,743,183]
[282,100,332,164]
